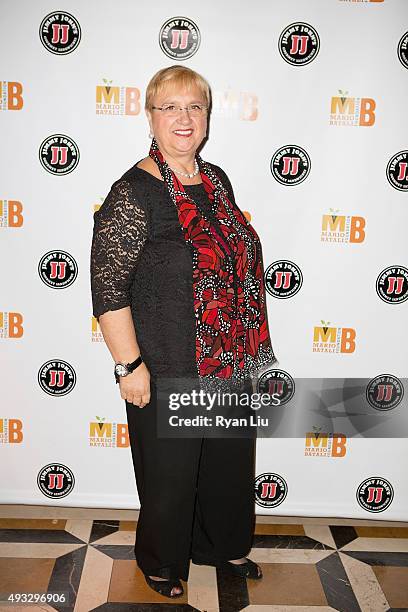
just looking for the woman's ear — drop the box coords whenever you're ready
[146,108,153,133]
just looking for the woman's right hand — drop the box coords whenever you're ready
[119,363,151,407]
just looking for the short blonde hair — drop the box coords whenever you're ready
[145,65,211,110]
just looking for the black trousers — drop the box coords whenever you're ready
[125,379,256,581]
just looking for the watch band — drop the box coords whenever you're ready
[114,355,143,383]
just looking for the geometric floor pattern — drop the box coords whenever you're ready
[0,507,407,611]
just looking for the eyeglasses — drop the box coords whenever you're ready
[151,103,208,117]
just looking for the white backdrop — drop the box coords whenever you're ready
[1,0,408,520]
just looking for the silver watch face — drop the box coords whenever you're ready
[115,363,128,377]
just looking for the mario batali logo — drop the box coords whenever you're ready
[96,79,142,116]
[0,81,23,111]
[0,418,23,444]
[0,200,23,227]
[313,321,356,354]
[330,90,376,126]
[321,210,366,243]
[0,312,23,338]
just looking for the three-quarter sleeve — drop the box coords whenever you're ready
[90,178,148,319]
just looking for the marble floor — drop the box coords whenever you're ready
[0,505,407,612]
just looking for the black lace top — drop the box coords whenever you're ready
[90,162,238,381]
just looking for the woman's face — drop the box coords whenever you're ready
[146,84,208,161]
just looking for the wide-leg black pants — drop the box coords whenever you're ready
[125,379,256,582]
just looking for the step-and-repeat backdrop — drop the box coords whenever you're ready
[1,0,408,520]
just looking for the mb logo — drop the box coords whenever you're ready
[330,92,376,127]
[0,419,23,444]
[96,82,141,116]
[305,433,347,457]
[89,418,129,447]
[0,81,23,110]
[313,323,356,354]
[321,213,366,243]
[0,200,24,227]
[0,312,23,338]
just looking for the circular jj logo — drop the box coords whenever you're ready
[159,16,200,60]
[270,145,311,186]
[386,150,408,191]
[265,260,303,299]
[38,250,78,289]
[39,134,80,175]
[39,11,81,55]
[257,369,295,405]
[255,473,288,508]
[366,374,404,411]
[397,31,408,69]
[376,266,408,304]
[37,463,75,498]
[356,477,394,513]
[278,22,320,66]
[38,360,77,397]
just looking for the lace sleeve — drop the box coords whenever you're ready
[90,179,148,319]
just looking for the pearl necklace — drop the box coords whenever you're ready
[168,159,200,179]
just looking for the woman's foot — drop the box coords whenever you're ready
[224,557,262,579]
[145,575,183,597]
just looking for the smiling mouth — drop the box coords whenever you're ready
[173,129,193,137]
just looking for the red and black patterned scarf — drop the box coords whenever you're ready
[149,138,277,391]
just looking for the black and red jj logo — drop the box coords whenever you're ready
[397,31,408,70]
[257,369,295,405]
[159,17,200,60]
[356,477,394,513]
[39,12,81,55]
[265,260,303,299]
[39,134,80,175]
[38,250,78,289]
[255,473,288,508]
[366,374,404,411]
[386,150,408,191]
[38,360,77,397]
[376,266,408,304]
[278,22,320,66]
[270,145,311,186]
[37,463,75,498]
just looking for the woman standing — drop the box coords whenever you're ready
[90,65,277,598]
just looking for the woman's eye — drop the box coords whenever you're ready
[189,104,200,110]
[164,105,176,111]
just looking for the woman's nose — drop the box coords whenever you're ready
[176,109,193,124]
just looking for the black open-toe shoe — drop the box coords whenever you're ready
[144,575,184,598]
[219,558,262,579]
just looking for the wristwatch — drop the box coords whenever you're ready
[114,355,143,383]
